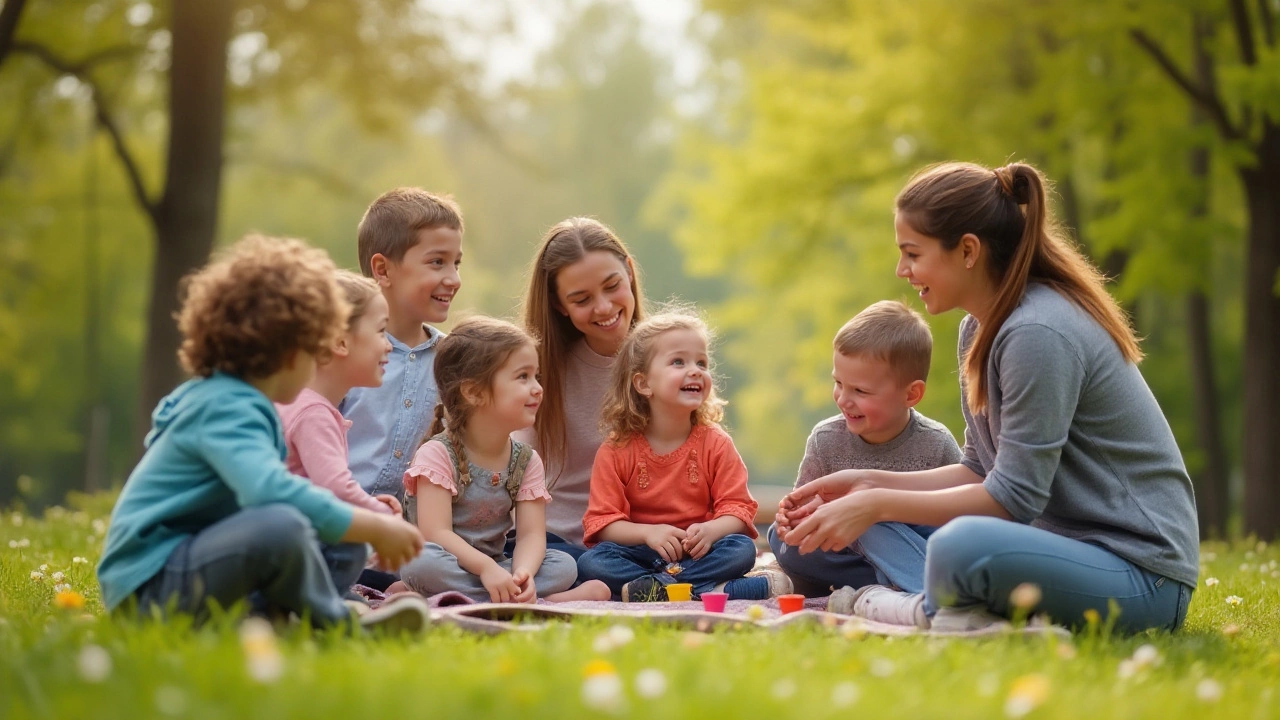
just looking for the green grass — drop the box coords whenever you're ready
[2,493,1278,719]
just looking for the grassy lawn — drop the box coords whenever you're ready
[2,493,1278,719]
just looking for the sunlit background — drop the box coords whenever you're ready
[2,0,1276,538]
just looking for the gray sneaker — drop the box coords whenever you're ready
[834,584,928,628]
[359,594,432,634]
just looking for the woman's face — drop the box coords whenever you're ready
[553,250,636,356]
[894,213,972,316]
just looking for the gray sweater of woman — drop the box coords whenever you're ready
[959,284,1199,587]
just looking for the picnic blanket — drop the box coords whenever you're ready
[353,586,1070,639]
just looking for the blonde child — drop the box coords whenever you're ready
[577,309,789,602]
[391,317,610,603]
[518,217,647,559]
[98,235,427,630]
[276,272,400,516]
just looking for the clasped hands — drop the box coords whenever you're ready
[775,471,881,554]
[643,521,726,563]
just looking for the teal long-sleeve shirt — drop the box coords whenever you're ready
[97,373,355,611]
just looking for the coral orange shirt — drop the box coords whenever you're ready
[583,424,759,546]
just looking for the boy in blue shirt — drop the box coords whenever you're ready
[98,235,427,629]
[341,188,464,499]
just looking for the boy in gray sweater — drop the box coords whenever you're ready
[762,301,961,596]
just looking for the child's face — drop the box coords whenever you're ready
[343,293,392,389]
[894,213,970,315]
[478,343,543,433]
[554,250,636,356]
[831,351,918,444]
[382,226,463,325]
[635,329,710,415]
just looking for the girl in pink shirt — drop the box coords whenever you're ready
[276,271,400,516]
[577,309,792,602]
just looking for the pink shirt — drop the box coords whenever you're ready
[403,440,552,502]
[275,388,394,515]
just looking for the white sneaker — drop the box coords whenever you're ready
[832,584,928,628]
[359,594,432,634]
[928,606,1011,633]
[746,561,794,597]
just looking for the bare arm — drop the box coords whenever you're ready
[511,499,548,580]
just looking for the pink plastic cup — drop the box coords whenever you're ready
[701,591,728,613]
[778,594,805,614]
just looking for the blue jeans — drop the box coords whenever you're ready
[132,504,366,627]
[768,521,935,595]
[925,516,1194,632]
[504,531,587,561]
[578,534,758,597]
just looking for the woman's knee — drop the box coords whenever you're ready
[925,516,1011,576]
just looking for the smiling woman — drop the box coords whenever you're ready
[780,161,1200,634]
[518,218,648,558]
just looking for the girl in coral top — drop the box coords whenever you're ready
[577,309,792,602]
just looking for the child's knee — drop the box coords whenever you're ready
[249,504,314,550]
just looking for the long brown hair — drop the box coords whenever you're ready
[600,308,726,444]
[896,161,1141,413]
[427,316,537,486]
[522,217,646,477]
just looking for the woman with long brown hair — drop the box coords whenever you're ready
[780,162,1198,633]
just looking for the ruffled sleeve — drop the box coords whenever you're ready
[514,451,552,502]
[403,440,458,497]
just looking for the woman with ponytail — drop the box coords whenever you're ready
[779,162,1198,633]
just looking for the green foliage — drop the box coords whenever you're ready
[3,498,1280,719]
[657,0,1254,481]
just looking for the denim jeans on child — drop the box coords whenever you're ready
[132,504,365,626]
[925,516,1193,632]
[767,521,936,595]
[578,533,758,598]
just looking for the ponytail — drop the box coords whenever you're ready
[897,161,1142,413]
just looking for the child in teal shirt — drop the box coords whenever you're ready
[97,235,426,628]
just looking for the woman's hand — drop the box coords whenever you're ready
[784,489,884,555]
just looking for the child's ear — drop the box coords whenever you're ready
[632,372,652,397]
[904,379,926,408]
[551,297,568,317]
[330,334,351,360]
[460,379,487,407]
[369,253,392,286]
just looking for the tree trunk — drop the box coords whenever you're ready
[134,0,232,447]
[1240,120,1280,540]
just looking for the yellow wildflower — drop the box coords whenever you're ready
[54,590,86,610]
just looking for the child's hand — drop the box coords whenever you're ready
[644,524,687,563]
[511,568,537,604]
[368,515,425,571]
[682,522,721,560]
[373,494,403,516]
[480,563,521,603]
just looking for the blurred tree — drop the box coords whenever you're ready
[1,0,477,456]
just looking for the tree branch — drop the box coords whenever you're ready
[1258,0,1276,47]
[224,149,368,199]
[0,0,28,66]
[1129,28,1241,141]
[1228,0,1258,64]
[11,40,157,219]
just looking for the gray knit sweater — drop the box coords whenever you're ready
[795,409,963,487]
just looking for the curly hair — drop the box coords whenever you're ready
[600,306,726,444]
[176,234,349,379]
[426,316,538,489]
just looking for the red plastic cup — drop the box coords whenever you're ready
[778,594,805,614]
[701,591,728,613]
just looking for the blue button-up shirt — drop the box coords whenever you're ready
[340,324,442,498]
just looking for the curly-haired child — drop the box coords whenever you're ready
[97,235,428,630]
